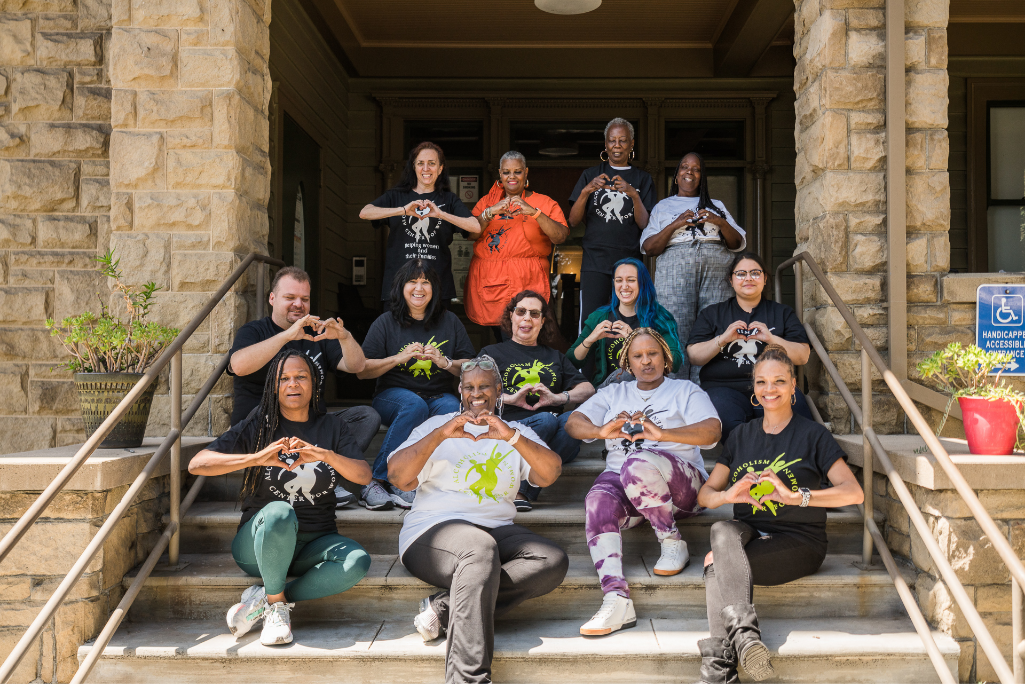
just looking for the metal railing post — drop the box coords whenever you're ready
[1014,577,1024,683]
[168,350,182,566]
[861,348,874,567]
[256,261,265,320]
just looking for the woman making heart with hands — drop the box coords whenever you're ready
[386,355,568,684]
[685,252,813,440]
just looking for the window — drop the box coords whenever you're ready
[404,121,484,161]
[987,104,1025,272]
[509,121,639,161]
[664,120,745,161]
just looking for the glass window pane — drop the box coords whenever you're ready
[708,175,739,218]
[990,106,1025,200]
[404,121,484,160]
[664,120,745,161]
[509,121,639,161]
[987,206,1025,272]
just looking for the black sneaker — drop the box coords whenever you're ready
[514,498,533,512]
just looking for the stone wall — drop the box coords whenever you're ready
[792,0,952,435]
[108,0,272,439]
[0,0,114,454]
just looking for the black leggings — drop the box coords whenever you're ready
[579,270,613,333]
[703,520,825,640]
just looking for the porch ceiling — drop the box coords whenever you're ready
[297,0,797,78]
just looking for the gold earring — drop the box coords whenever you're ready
[750,394,760,407]
[630,150,636,160]
[600,150,609,162]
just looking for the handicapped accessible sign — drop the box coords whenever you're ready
[977,284,1025,375]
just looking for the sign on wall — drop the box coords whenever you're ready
[977,284,1025,375]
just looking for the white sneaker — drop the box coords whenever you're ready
[653,538,689,576]
[579,593,636,636]
[226,584,267,637]
[261,601,294,645]
[413,596,442,642]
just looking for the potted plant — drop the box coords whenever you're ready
[46,250,179,449]
[916,342,1025,455]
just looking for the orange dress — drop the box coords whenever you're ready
[464,184,568,326]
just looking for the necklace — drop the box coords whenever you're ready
[637,386,658,402]
[763,415,792,434]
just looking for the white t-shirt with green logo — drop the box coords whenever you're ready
[391,413,543,560]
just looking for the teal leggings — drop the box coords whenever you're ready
[231,501,371,601]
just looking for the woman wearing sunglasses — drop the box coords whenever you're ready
[387,354,568,684]
[685,252,813,440]
[482,290,595,511]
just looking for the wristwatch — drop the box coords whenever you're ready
[562,391,572,404]
[798,487,811,507]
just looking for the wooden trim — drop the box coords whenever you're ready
[886,0,908,381]
[966,78,1025,273]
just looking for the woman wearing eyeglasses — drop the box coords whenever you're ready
[685,252,813,440]
[481,290,595,511]
[387,354,568,684]
[640,152,747,381]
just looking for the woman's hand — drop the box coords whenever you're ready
[468,411,516,442]
[287,438,328,471]
[608,176,639,200]
[508,195,536,217]
[745,321,775,345]
[252,438,293,469]
[623,411,663,442]
[395,343,424,365]
[697,208,728,231]
[503,385,534,409]
[597,412,630,439]
[529,384,565,409]
[436,412,477,440]
[416,343,447,368]
[722,471,766,509]
[421,199,445,218]
[585,319,617,346]
[610,320,633,338]
[581,175,608,196]
[720,320,750,345]
[488,198,512,218]
[402,199,424,217]
[756,469,802,506]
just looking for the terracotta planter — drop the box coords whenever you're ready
[957,396,1022,456]
[73,373,156,449]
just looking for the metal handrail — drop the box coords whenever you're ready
[777,251,1025,684]
[0,253,283,684]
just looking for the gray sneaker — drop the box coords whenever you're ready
[334,486,356,509]
[359,481,395,511]
[414,596,442,642]
[387,483,415,509]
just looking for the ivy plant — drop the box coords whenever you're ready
[46,250,179,374]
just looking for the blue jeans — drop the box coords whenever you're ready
[515,411,581,500]
[704,386,813,441]
[372,387,461,483]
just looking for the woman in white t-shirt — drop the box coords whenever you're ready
[387,354,568,684]
[640,152,747,381]
[566,328,721,637]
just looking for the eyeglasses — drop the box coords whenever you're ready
[461,359,497,372]
[733,270,764,280]
[513,307,543,319]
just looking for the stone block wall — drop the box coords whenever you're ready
[108,0,273,439]
[0,0,114,454]
[792,0,952,435]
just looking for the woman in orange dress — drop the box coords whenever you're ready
[465,151,570,340]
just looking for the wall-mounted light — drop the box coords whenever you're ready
[534,0,601,15]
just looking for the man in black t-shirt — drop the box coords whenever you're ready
[228,268,379,503]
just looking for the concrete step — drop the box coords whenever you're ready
[126,553,906,623]
[169,501,878,556]
[78,615,959,684]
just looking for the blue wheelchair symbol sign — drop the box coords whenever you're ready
[977,285,1025,375]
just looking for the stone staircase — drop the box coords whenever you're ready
[78,434,959,683]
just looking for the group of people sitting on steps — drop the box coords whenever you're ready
[187,122,865,684]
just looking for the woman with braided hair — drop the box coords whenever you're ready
[566,328,721,636]
[189,349,372,646]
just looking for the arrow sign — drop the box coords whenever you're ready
[977,284,1025,376]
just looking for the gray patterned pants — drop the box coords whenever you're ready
[653,241,736,381]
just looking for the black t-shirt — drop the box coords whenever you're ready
[570,164,656,273]
[687,298,809,393]
[719,414,847,552]
[228,317,344,425]
[361,310,476,397]
[207,411,363,533]
[370,188,473,301]
[481,340,588,421]
[604,311,639,368]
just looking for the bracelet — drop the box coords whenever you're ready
[532,206,543,218]
[562,391,571,405]
[716,335,725,352]
[481,209,491,222]
[581,340,592,349]
[442,357,451,369]
[507,429,521,446]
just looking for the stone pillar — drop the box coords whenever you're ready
[108,0,271,437]
[0,0,113,453]
[793,0,951,435]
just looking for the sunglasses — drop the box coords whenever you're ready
[461,359,497,372]
[733,270,764,280]
[513,307,543,319]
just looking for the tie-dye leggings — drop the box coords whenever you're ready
[584,448,706,598]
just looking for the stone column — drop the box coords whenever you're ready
[107,0,271,436]
[793,0,951,435]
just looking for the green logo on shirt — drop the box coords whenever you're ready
[731,452,801,516]
[463,445,511,503]
[506,360,555,390]
[402,336,448,379]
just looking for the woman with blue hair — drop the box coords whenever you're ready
[568,258,682,386]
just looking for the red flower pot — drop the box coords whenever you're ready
[957,396,1022,455]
